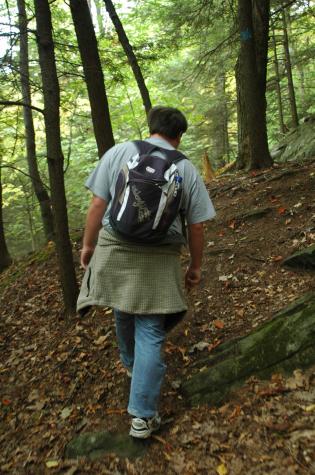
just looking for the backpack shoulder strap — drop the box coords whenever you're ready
[133,140,188,164]
[161,148,188,164]
[133,140,158,156]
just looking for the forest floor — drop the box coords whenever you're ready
[1,158,315,475]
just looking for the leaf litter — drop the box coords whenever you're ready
[1,160,315,473]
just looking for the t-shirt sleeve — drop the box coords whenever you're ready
[84,150,113,202]
[184,168,216,225]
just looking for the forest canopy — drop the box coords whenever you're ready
[0,0,314,310]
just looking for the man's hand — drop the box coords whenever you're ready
[185,266,201,290]
[80,245,95,269]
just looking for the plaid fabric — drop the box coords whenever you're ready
[77,228,187,315]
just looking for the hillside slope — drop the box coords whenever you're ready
[1,159,315,474]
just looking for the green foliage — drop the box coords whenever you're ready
[0,0,314,256]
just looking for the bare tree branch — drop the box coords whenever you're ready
[0,164,50,190]
[0,100,44,114]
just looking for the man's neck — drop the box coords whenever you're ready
[150,133,180,149]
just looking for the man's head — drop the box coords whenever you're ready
[148,106,188,147]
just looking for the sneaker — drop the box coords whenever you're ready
[129,415,161,439]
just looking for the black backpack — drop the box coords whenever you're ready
[109,140,187,243]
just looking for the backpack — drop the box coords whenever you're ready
[109,140,187,243]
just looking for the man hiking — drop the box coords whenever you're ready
[77,106,216,438]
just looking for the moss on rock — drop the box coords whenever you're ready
[182,293,315,406]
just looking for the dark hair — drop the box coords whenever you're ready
[148,106,188,139]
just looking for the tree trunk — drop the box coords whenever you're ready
[222,74,230,162]
[286,9,307,116]
[95,0,106,36]
[235,58,248,169]
[103,0,152,117]
[213,73,230,165]
[0,168,12,273]
[236,0,273,170]
[17,0,55,242]
[281,5,299,128]
[70,0,115,157]
[182,292,315,406]
[34,0,78,315]
[271,22,286,135]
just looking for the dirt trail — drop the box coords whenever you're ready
[1,160,315,474]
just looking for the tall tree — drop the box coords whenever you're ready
[286,9,308,116]
[17,0,55,242]
[271,21,286,134]
[213,72,230,164]
[0,165,12,273]
[236,0,273,170]
[34,0,78,314]
[103,0,152,117]
[95,0,106,37]
[69,0,115,158]
[281,4,299,128]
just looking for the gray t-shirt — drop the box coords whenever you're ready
[85,137,216,243]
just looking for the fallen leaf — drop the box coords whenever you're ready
[27,389,39,402]
[285,369,309,390]
[46,460,59,469]
[60,407,72,420]
[189,341,209,353]
[213,320,225,329]
[302,404,315,412]
[271,255,283,262]
[216,462,228,475]
[270,195,279,203]
[229,405,241,419]
[94,332,111,346]
[2,398,11,406]
[235,308,245,318]
[278,206,287,215]
[104,408,126,415]
[228,220,236,229]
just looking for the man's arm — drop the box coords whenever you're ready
[81,195,107,269]
[185,222,204,290]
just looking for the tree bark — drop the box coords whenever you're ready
[182,293,315,406]
[70,0,115,158]
[236,0,273,170]
[0,167,12,273]
[34,0,78,315]
[103,0,152,117]
[17,0,55,242]
[95,0,106,36]
[271,22,286,135]
[286,11,307,116]
[213,73,230,165]
[281,5,299,128]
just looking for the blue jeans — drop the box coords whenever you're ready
[114,309,166,418]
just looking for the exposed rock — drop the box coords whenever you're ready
[65,430,147,460]
[282,244,315,270]
[271,116,315,163]
[237,207,272,221]
[182,293,315,406]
